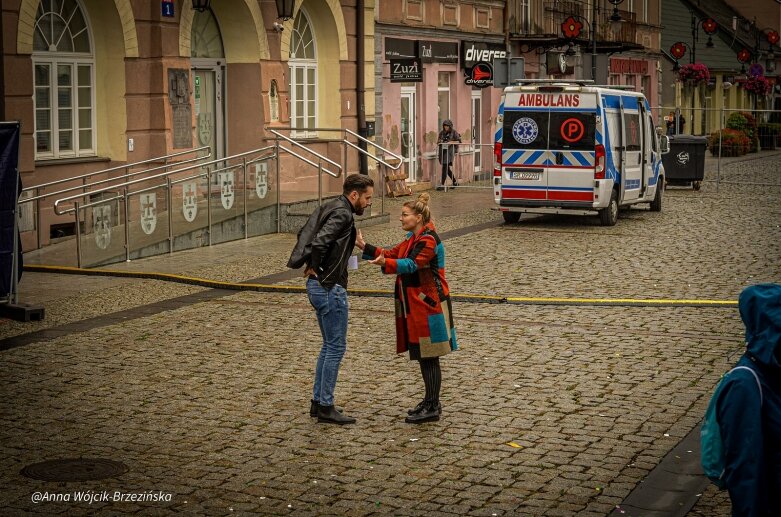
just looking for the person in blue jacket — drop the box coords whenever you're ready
[718,283,781,516]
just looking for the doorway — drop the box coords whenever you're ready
[191,65,224,164]
[401,87,418,182]
[471,91,483,177]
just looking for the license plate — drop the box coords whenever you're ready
[509,170,542,180]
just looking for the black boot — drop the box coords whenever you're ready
[317,405,356,425]
[408,400,442,415]
[404,402,440,424]
[310,400,343,417]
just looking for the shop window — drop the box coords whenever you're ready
[32,0,95,160]
[289,9,317,137]
[438,72,450,129]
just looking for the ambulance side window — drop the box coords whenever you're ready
[649,115,657,152]
[549,112,596,151]
[502,111,549,150]
[623,112,642,152]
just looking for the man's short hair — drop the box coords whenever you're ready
[343,173,374,196]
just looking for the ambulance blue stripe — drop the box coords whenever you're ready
[573,152,592,167]
[561,154,573,166]
[528,150,544,163]
[509,150,525,163]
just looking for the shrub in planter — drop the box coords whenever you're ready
[726,112,760,152]
[708,129,750,156]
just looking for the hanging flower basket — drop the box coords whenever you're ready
[677,63,710,86]
[743,75,772,96]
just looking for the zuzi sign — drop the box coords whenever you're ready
[390,59,422,83]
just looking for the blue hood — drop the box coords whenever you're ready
[739,283,781,369]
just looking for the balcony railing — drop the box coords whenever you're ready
[509,0,638,46]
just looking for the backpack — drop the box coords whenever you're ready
[700,365,763,488]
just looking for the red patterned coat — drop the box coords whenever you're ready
[363,222,458,360]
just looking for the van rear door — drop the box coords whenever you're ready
[500,102,550,203]
[547,99,597,204]
[620,97,643,202]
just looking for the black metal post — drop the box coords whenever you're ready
[356,0,368,174]
[591,0,597,81]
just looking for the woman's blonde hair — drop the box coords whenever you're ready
[403,192,431,224]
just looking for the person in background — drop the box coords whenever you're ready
[437,120,461,189]
[716,283,781,515]
[356,193,458,424]
[305,174,374,425]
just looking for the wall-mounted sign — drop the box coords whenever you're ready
[417,41,459,63]
[465,63,493,88]
[390,59,423,83]
[610,58,649,75]
[461,41,506,70]
[385,38,417,60]
[161,0,174,17]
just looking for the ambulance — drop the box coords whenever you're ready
[493,80,670,226]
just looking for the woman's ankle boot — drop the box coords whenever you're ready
[404,402,440,424]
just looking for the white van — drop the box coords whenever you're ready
[493,80,670,225]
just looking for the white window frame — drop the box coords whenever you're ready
[289,10,317,138]
[437,72,450,129]
[33,57,96,160]
[32,0,96,160]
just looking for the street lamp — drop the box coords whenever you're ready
[559,0,624,82]
[191,0,210,12]
[669,41,694,71]
[275,0,295,20]
[689,14,718,64]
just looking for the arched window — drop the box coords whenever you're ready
[289,10,317,137]
[33,0,95,159]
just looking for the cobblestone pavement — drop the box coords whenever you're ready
[1,152,780,515]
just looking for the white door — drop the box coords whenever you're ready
[472,91,482,176]
[401,88,418,182]
[620,97,643,202]
[192,65,225,165]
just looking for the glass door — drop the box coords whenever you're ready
[472,91,482,176]
[400,87,418,182]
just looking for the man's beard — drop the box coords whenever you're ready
[354,205,366,216]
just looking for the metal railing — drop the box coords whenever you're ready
[651,106,781,188]
[433,141,495,191]
[20,146,211,249]
[52,147,277,267]
[266,127,402,214]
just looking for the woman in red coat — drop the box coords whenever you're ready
[357,193,458,423]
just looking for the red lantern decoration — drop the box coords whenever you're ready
[702,18,718,35]
[768,30,780,46]
[670,42,687,60]
[561,16,583,40]
[737,48,752,63]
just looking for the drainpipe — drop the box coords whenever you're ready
[357,0,368,174]
[504,0,510,53]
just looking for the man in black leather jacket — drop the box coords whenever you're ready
[304,174,374,424]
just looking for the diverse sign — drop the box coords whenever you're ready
[465,63,493,88]
[461,41,506,70]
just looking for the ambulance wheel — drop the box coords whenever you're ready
[693,181,702,191]
[502,212,521,224]
[650,180,663,212]
[599,190,619,226]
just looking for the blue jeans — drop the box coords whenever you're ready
[307,278,349,407]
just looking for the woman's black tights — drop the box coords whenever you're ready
[441,162,457,186]
[419,357,441,404]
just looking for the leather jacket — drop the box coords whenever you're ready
[309,195,357,288]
